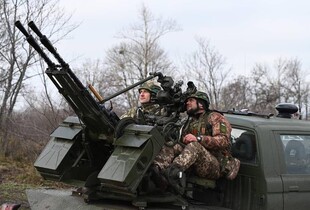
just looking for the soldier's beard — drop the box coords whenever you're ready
[187,107,199,116]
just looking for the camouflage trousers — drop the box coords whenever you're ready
[153,142,221,179]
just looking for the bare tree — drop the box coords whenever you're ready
[74,58,127,115]
[273,58,289,104]
[221,76,252,111]
[247,58,309,116]
[100,5,180,111]
[0,0,76,156]
[248,63,279,114]
[281,58,309,117]
[184,37,230,109]
[303,90,310,120]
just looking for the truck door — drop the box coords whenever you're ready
[230,128,260,210]
[277,133,310,210]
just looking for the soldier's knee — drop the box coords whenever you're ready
[188,141,204,151]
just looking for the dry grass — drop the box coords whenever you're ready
[0,156,71,209]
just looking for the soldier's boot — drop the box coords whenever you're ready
[150,164,168,191]
[164,164,186,195]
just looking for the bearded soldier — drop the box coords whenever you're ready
[152,91,240,192]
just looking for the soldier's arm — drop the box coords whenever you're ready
[120,107,137,119]
[200,112,232,150]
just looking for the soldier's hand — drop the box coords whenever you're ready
[183,134,198,144]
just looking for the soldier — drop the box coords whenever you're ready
[152,91,240,192]
[121,81,163,124]
[80,81,163,195]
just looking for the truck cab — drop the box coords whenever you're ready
[223,111,310,210]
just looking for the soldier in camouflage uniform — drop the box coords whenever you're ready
[152,91,239,189]
[121,81,163,124]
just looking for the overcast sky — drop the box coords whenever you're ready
[56,0,310,78]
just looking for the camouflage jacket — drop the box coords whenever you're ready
[182,111,232,158]
[120,103,164,125]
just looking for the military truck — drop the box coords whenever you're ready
[16,21,310,210]
[223,105,310,210]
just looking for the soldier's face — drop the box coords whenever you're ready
[186,98,204,115]
[186,98,198,112]
[139,89,151,104]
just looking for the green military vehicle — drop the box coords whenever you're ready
[16,21,310,210]
[224,105,310,210]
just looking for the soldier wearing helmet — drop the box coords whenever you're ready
[121,81,163,124]
[151,90,239,193]
[138,82,161,104]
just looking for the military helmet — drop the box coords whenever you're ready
[186,91,210,108]
[138,81,161,94]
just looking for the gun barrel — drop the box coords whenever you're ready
[15,21,54,67]
[102,72,162,103]
[28,21,67,67]
[27,21,86,90]
[28,21,43,37]
[15,20,118,138]
[15,20,30,37]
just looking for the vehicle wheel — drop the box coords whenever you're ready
[114,117,136,139]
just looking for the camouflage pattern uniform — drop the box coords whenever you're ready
[120,81,164,124]
[121,103,163,121]
[154,91,235,180]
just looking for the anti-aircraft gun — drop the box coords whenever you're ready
[15,20,123,183]
[15,21,198,209]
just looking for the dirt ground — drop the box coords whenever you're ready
[0,157,71,210]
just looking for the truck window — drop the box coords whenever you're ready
[231,128,257,164]
[281,135,310,174]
